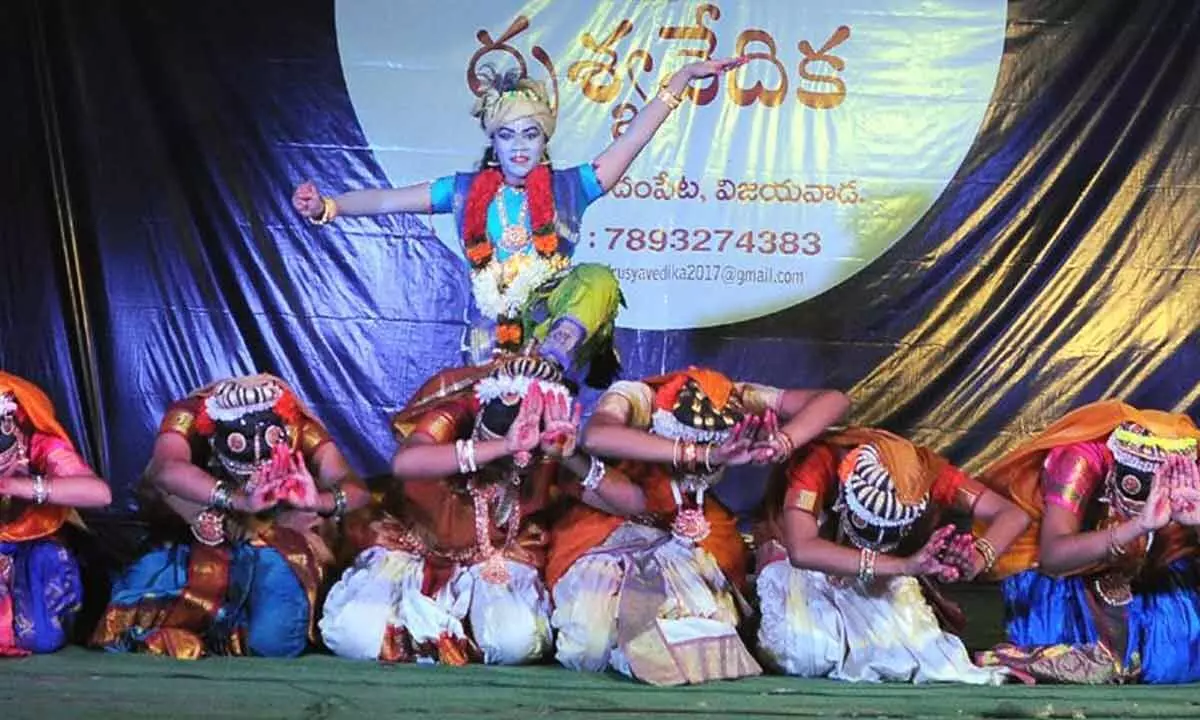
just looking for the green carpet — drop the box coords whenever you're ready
[2,647,1199,719]
[3,585,1196,718]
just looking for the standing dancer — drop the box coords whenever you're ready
[293,58,745,382]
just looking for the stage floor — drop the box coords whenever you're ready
[2,647,1199,719]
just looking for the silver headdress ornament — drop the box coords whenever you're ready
[1107,422,1198,471]
[836,444,928,551]
[650,410,733,445]
[204,376,285,422]
[474,355,570,406]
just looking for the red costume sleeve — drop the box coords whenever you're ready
[783,444,838,515]
[158,397,201,439]
[407,397,475,445]
[28,432,88,477]
[930,464,969,508]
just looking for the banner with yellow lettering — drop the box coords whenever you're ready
[337,1,1006,329]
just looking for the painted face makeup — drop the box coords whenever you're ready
[491,116,546,183]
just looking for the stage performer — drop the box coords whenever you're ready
[754,427,1028,684]
[292,57,745,384]
[546,367,849,685]
[320,355,645,665]
[974,401,1200,684]
[92,374,368,658]
[0,371,111,655]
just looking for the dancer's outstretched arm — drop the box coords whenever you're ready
[591,57,745,192]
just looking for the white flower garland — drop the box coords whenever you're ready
[470,254,560,320]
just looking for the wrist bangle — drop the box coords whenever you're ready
[774,432,796,461]
[455,440,471,475]
[656,85,683,111]
[465,439,478,473]
[310,195,338,225]
[581,455,607,491]
[972,536,998,573]
[31,474,50,505]
[1108,524,1128,558]
[209,481,233,511]
[320,486,349,520]
[857,548,877,583]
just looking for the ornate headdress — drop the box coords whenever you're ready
[193,375,302,484]
[1104,421,1199,515]
[834,443,930,553]
[649,369,745,445]
[471,66,556,139]
[202,377,286,422]
[473,355,571,441]
[0,391,24,471]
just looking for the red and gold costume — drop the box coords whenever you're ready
[320,361,571,665]
[547,369,772,686]
[753,428,1005,684]
[91,375,341,659]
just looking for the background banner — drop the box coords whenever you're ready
[1,0,1196,515]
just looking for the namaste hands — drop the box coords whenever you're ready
[242,442,320,514]
[503,382,582,465]
[1138,454,1200,531]
[706,410,795,468]
[539,385,582,459]
[903,525,971,583]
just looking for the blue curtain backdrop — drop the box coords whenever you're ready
[1,0,1196,517]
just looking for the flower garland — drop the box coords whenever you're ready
[462,165,563,351]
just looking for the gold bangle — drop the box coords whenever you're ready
[973,536,998,573]
[656,86,683,111]
[311,195,338,225]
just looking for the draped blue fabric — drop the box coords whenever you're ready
[1002,561,1200,684]
[103,542,310,658]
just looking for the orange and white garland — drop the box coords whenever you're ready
[462,165,565,351]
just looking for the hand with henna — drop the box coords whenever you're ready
[748,409,795,465]
[278,450,320,511]
[937,531,984,582]
[1166,454,1200,527]
[1136,462,1173,533]
[505,381,545,468]
[903,525,960,581]
[539,389,582,459]
[708,417,760,468]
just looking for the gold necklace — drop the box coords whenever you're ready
[495,185,530,253]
